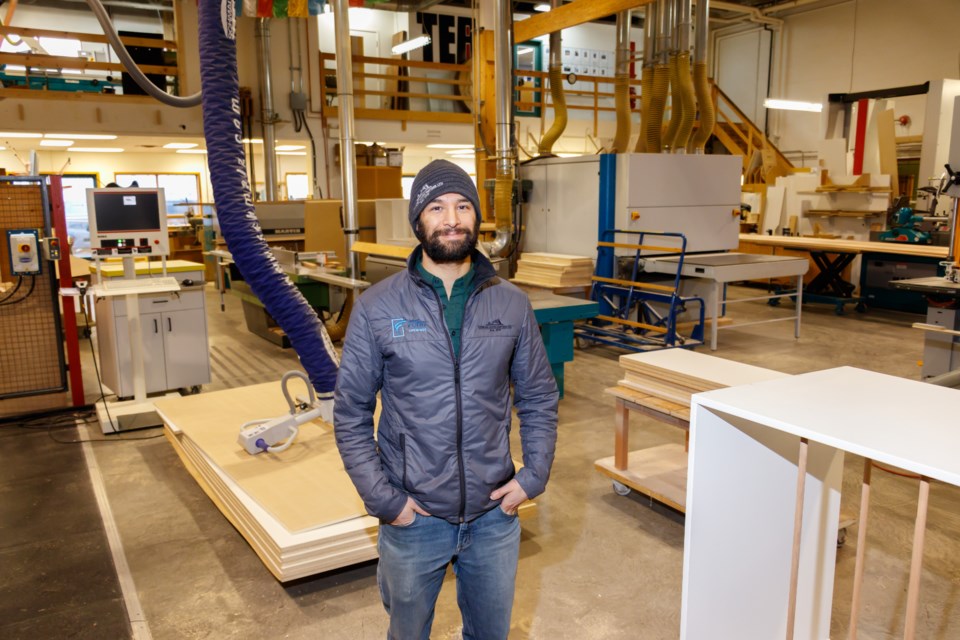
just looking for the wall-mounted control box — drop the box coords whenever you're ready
[6,229,41,275]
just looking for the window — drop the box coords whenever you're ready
[115,173,201,216]
[43,174,98,257]
[285,173,309,200]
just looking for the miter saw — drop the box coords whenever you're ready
[879,195,934,244]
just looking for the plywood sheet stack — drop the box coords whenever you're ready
[154,383,379,582]
[610,349,789,413]
[513,252,594,288]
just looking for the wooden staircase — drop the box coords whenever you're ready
[708,81,794,185]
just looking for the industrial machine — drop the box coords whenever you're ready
[889,96,960,387]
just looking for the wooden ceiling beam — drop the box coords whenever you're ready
[514,0,655,43]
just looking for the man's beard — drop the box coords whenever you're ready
[418,218,479,264]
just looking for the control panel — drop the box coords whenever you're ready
[91,237,163,257]
[42,236,62,261]
[6,229,41,275]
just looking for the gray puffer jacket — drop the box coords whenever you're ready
[334,247,559,524]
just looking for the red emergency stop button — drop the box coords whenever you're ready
[19,244,30,253]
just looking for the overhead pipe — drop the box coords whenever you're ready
[689,0,715,152]
[662,0,683,152]
[488,0,515,257]
[255,19,278,201]
[538,0,567,155]
[333,0,361,278]
[646,0,671,153]
[635,4,656,153]
[710,0,783,26]
[612,10,632,153]
[672,0,696,151]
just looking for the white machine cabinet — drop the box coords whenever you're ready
[95,269,210,398]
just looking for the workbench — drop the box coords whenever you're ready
[682,368,960,638]
[522,288,599,398]
[207,249,368,346]
[642,252,809,350]
[739,233,949,314]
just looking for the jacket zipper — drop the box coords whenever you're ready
[424,282,487,523]
[400,433,408,490]
[425,286,467,522]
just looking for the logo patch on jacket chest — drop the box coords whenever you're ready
[392,318,429,338]
[478,318,513,332]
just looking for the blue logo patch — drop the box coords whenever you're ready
[391,318,428,338]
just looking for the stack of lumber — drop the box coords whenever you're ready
[154,383,378,582]
[512,252,594,288]
[611,349,789,411]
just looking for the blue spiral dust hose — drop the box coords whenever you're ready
[198,0,339,397]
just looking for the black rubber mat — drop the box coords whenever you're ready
[0,424,131,640]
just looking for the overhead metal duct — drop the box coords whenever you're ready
[689,0,715,153]
[672,0,696,151]
[646,0,670,153]
[612,10,632,153]
[488,0,515,257]
[333,0,361,278]
[635,4,656,153]
[538,0,567,155]
[255,19,279,200]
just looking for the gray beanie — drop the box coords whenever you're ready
[408,159,482,231]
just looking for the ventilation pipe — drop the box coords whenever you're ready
[488,0,515,257]
[255,19,278,200]
[333,0,361,278]
[538,0,567,155]
[672,0,696,151]
[635,4,656,153]
[646,0,671,153]
[661,0,682,151]
[612,10,632,153]
[689,0,715,153]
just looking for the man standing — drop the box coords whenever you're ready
[334,159,559,640]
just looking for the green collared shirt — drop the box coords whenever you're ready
[417,258,475,360]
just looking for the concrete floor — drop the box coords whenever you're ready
[4,285,960,639]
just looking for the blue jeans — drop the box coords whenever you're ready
[377,506,521,640]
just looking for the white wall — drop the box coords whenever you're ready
[764,0,960,153]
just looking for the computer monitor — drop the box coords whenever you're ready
[87,188,170,257]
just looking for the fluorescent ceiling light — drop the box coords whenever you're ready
[534,3,551,11]
[275,145,306,151]
[164,142,198,149]
[763,98,822,113]
[517,47,534,55]
[392,35,431,55]
[70,147,124,153]
[428,144,473,149]
[277,151,307,156]
[45,133,118,140]
[40,139,74,147]
[446,149,475,155]
[555,153,581,158]
[0,132,42,138]
[177,149,208,154]
[241,138,263,144]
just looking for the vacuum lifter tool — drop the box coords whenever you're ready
[237,371,334,455]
